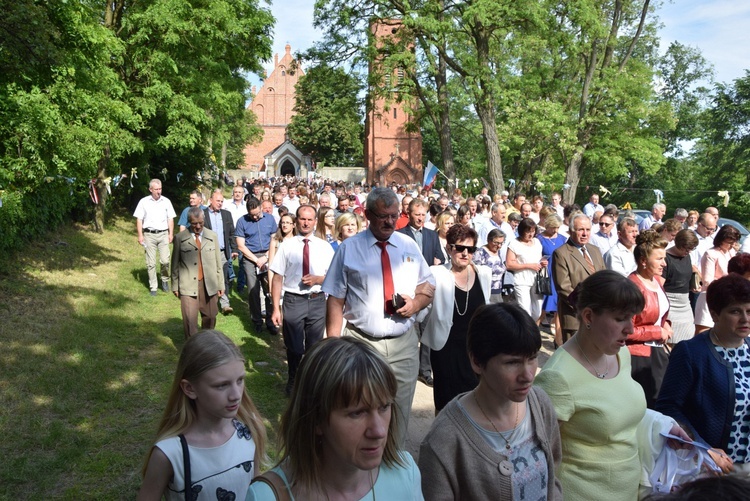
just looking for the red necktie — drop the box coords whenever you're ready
[302,238,310,276]
[195,234,204,281]
[377,241,395,315]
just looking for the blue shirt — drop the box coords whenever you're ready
[235,213,277,253]
[207,208,225,250]
[178,204,207,227]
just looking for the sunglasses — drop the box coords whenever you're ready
[599,222,613,227]
[451,244,477,254]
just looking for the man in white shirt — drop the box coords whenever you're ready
[323,188,436,445]
[604,217,639,277]
[639,203,666,231]
[224,185,247,226]
[583,193,604,219]
[551,192,564,219]
[477,203,514,247]
[133,179,176,296]
[590,214,618,255]
[270,205,334,396]
[282,186,300,214]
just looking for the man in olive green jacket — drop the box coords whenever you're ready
[171,207,224,338]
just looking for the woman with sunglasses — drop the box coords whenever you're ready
[422,224,491,412]
[506,218,548,323]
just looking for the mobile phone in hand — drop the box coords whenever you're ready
[392,293,406,310]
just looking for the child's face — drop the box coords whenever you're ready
[183,360,246,420]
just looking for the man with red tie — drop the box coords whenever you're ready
[323,188,436,445]
[269,205,334,396]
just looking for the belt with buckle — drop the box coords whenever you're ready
[285,291,324,299]
[144,228,167,234]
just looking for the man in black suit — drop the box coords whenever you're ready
[204,189,238,314]
[398,197,445,387]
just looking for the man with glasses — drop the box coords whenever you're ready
[689,213,719,310]
[323,187,436,446]
[590,214,618,255]
[236,197,278,334]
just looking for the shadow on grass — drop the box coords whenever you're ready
[25,224,124,273]
[0,218,291,498]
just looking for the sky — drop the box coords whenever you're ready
[254,0,750,87]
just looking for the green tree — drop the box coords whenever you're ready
[287,63,364,166]
[690,73,750,221]
[0,0,274,246]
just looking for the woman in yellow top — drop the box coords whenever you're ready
[535,270,691,500]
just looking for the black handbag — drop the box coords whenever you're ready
[535,267,552,296]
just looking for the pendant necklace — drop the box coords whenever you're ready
[575,335,610,379]
[454,266,470,316]
[473,391,518,476]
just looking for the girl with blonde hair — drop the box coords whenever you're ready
[139,330,266,500]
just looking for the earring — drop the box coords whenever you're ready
[586,323,591,329]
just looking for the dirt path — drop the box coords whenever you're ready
[405,324,557,459]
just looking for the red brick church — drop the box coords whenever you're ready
[364,20,423,187]
[243,44,309,177]
[243,32,423,185]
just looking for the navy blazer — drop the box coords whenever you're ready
[655,332,749,450]
[203,208,237,260]
[397,225,445,266]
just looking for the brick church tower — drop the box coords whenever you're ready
[364,20,423,187]
[243,44,305,176]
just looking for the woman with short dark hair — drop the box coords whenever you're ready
[422,224,491,412]
[506,218,547,322]
[694,224,740,334]
[657,273,750,476]
[420,303,562,500]
[663,229,700,345]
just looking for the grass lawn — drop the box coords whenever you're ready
[0,215,289,499]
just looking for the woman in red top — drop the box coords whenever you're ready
[628,230,672,408]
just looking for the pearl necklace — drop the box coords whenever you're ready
[575,335,610,379]
[454,266,470,316]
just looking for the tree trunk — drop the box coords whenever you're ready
[476,100,504,196]
[564,148,584,204]
[473,25,503,195]
[436,40,456,192]
[93,145,111,233]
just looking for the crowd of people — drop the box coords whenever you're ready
[132,176,750,499]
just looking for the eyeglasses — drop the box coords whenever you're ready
[699,222,717,232]
[599,222,613,227]
[370,212,399,222]
[451,244,477,254]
